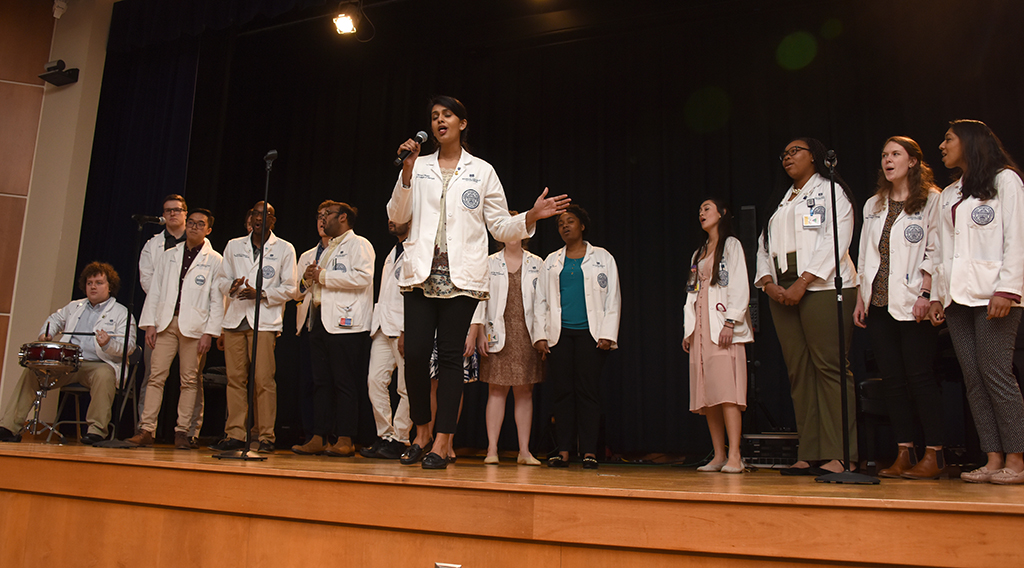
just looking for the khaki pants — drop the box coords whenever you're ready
[223,329,277,443]
[769,255,857,462]
[138,317,202,435]
[367,330,411,443]
[0,361,116,437]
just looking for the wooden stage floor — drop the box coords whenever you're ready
[2,442,1023,567]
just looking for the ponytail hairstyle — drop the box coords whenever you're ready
[948,119,1022,200]
[689,198,736,288]
[874,136,939,215]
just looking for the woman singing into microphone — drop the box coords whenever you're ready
[388,96,569,470]
[853,136,945,479]
[683,199,753,473]
[929,120,1024,485]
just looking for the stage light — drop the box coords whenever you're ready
[334,2,360,35]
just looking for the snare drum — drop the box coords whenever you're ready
[18,341,82,373]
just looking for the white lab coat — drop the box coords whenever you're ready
[216,232,298,332]
[535,243,621,349]
[41,298,137,375]
[682,237,753,345]
[139,239,225,338]
[370,243,406,337]
[755,173,858,290]
[933,169,1024,308]
[139,230,181,294]
[857,191,940,320]
[471,249,544,352]
[294,242,324,336]
[387,149,534,292]
[313,230,375,334]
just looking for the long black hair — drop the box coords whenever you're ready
[689,198,736,288]
[759,137,856,251]
[947,119,1022,200]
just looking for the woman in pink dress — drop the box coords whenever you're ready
[683,198,754,473]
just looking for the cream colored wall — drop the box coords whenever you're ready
[0,0,116,416]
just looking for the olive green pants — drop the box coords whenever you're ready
[769,257,858,462]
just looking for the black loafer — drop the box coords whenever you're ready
[257,441,275,454]
[210,437,246,451]
[80,433,105,446]
[0,427,21,443]
[400,442,429,465]
[548,455,568,468]
[780,466,817,476]
[377,439,406,460]
[582,456,599,470]
[359,439,385,458]
[422,452,448,470]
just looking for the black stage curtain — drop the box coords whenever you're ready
[78,0,1024,453]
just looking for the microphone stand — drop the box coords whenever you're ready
[816,151,879,485]
[215,149,278,461]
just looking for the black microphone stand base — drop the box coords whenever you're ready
[815,471,880,485]
[213,449,267,461]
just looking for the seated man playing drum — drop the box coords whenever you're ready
[0,262,137,445]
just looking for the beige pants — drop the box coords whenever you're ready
[138,317,202,435]
[0,361,116,437]
[223,329,277,443]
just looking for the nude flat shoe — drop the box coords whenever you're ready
[517,454,541,466]
[484,455,500,465]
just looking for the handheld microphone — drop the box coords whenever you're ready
[264,149,278,163]
[825,150,837,169]
[394,131,429,166]
[132,214,166,225]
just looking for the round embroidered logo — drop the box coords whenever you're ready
[337,263,347,273]
[812,205,826,217]
[971,204,995,226]
[904,224,924,243]
[194,274,206,286]
[262,266,275,280]
[462,189,481,209]
[598,273,608,289]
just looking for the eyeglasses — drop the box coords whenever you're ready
[779,147,810,161]
[317,210,341,221]
[186,219,207,229]
[164,207,186,214]
[251,210,275,219]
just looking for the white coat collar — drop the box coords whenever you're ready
[426,148,473,179]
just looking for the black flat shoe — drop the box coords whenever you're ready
[377,439,406,460]
[582,456,599,470]
[210,437,246,452]
[400,442,429,465]
[448,455,457,464]
[548,455,568,468]
[780,466,816,476]
[422,452,448,470]
[359,439,385,458]
[80,433,105,446]
[0,427,21,443]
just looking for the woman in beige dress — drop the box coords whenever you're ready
[683,198,753,473]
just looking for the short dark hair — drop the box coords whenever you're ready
[337,202,358,226]
[78,262,121,296]
[189,208,214,229]
[161,194,187,210]
[562,204,591,237]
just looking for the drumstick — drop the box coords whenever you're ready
[61,331,96,336]
[45,323,50,338]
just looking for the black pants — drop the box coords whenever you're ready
[297,326,315,440]
[548,328,608,455]
[866,307,942,446]
[404,288,479,433]
[309,310,370,439]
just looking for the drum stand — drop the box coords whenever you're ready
[18,369,68,443]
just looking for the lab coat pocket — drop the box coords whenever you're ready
[967,259,1000,298]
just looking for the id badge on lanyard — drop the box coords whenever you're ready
[339,304,355,328]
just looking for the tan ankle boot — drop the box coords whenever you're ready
[901,447,947,480]
[879,445,916,478]
[327,436,354,457]
[291,435,326,455]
